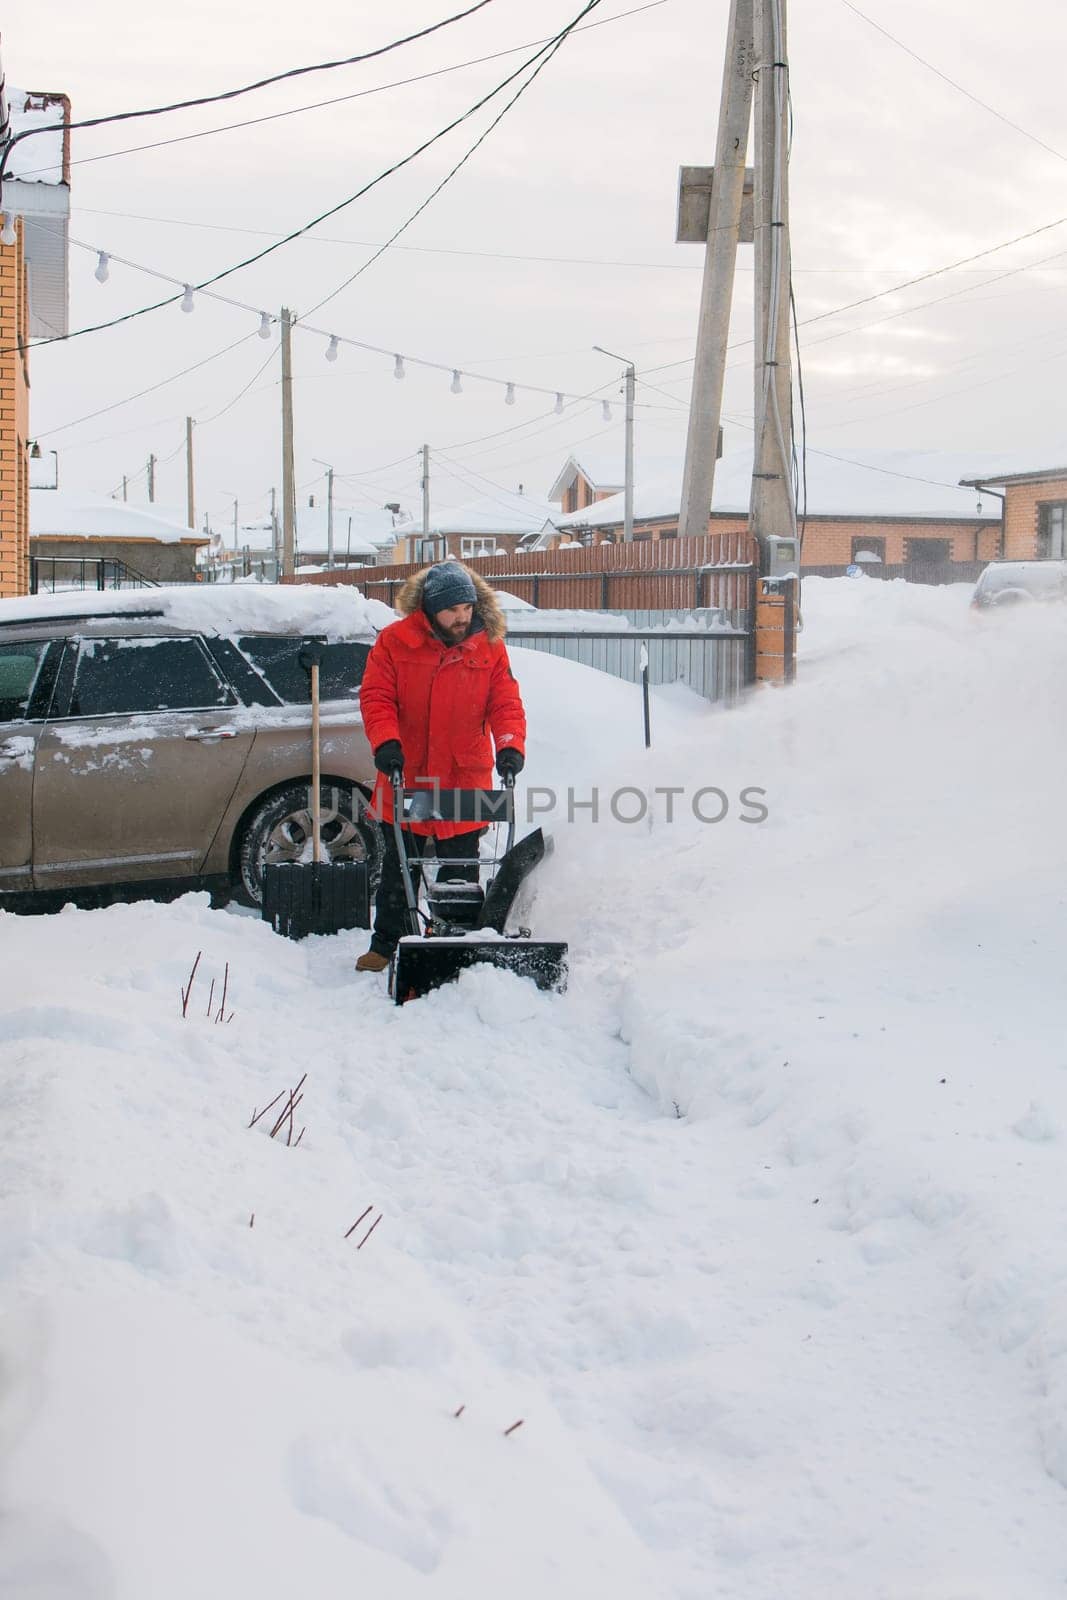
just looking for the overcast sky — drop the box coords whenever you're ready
[9,0,1067,529]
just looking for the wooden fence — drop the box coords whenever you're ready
[287,530,759,617]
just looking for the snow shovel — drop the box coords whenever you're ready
[388,771,567,1004]
[261,641,370,940]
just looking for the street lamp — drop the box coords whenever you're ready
[592,345,635,544]
[311,457,335,569]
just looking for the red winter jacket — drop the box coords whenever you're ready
[360,591,526,838]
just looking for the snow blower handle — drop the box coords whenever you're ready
[390,769,421,937]
[502,768,516,857]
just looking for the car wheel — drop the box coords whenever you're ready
[237,782,383,905]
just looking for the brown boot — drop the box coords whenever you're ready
[355,949,391,974]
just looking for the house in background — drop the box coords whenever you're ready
[30,490,208,587]
[959,463,1067,561]
[392,487,555,564]
[548,448,1002,579]
[201,501,408,580]
[0,82,71,598]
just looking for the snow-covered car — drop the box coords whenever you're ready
[971,560,1067,610]
[0,585,391,905]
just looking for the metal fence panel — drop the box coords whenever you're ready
[507,630,749,705]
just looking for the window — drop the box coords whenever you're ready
[69,636,235,717]
[236,637,370,704]
[1038,503,1067,559]
[851,536,885,564]
[460,537,497,558]
[904,538,951,565]
[0,640,49,722]
[417,539,439,564]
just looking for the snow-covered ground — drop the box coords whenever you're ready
[3,576,1067,1599]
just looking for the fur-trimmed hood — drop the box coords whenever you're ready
[395,562,507,642]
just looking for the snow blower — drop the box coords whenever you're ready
[388,771,567,1004]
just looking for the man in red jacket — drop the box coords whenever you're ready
[355,560,526,973]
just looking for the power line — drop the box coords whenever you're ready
[642,213,1067,378]
[303,0,607,317]
[15,2,668,179]
[839,0,1067,167]
[1,2,497,181]
[15,0,606,356]
[35,332,259,438]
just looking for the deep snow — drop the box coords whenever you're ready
[3,576,1067,1599]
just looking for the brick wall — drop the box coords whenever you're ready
[1002,476,1067,560]
[0,220,30,599]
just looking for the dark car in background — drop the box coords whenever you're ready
[0,591,383,907]
[971,560,1067,610]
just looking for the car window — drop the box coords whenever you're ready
[0,640,49,722]
[69,636,236,717]
[235,637,369,704]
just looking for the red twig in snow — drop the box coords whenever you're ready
[503,1419,524,1438]
[356,1213,382,1250]
[344,1206,373,1240]
[206,977,216,1018]
[268,1074,307,1140]
[293,1127,305,1149]
[214,961,230,1024]
[453,1404,466,1419]
[249,1212,255,1228]
[180,951,201,1018]
[249,1091,284,1130]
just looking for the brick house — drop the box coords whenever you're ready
[392,488,555,565]
[549,448,1002,578]
[958,465,1067,561]
[0,86,71,599]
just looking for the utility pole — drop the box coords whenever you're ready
[750,0,796,576]
[677,0,756,541]
[280,308,296,578]
[421,444,430,561]
[147,453,156,503]
[121,475,127,503]
[270,486,280,573]
[593,346,636,542]
[313,458,335,569]
[185,417,195,530]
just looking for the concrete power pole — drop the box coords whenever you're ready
[147,453,156,504]
[421,444,430,560]
[270,486,279,572]
[280,308,296,578]
[677,0,756,542]
[750,0,796,577]
[623,361,635,544]
[185,417,195,530]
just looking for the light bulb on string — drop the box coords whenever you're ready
[181,284,195,314]
[554,393,564,415]
[450,370,463,395]
[257,311,272,339]
[505,383,516,407]
[393,354,405,380]
[0,214,17,248]
[94,251,110,284]
[325,335,339,362]
[601,400,611,421]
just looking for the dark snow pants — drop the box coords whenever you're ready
[369,826,483,956]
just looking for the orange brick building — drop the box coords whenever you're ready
[960,466,1067,562]
[0,87,71,599]
[549,448,1001,578]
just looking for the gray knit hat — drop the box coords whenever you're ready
[422,561,477,616]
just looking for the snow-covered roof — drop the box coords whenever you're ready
[207,504,408,557]
[30,490,204,545]
[7,89,67,184]
[547,448,688,504]
[551,448,1006,529]
[0,580,395,636]
[429,489,555,536]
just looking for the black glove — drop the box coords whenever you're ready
[373,740,404,777]
[495,747,525,779]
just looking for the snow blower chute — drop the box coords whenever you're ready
[388,771,567,1004]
